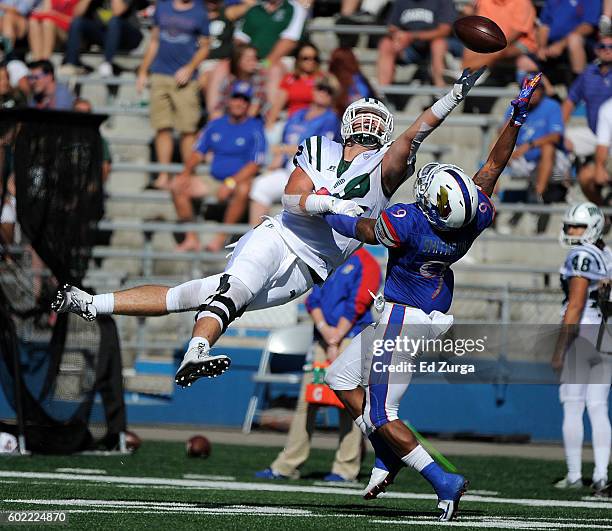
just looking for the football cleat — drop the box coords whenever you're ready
[436,473,468,522]
[591,479,608,494]
[554,476,583,489]
[51,284,97,322]
[175,342,231,387]
[363,467,395,500]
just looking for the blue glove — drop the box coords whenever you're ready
[511,72,542,126]
[324,213,359,239]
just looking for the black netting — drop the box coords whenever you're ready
[0,109,126,454]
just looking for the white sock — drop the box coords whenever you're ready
[401,444,434,472]
[92,293,114,314]
[188,336,210,353]
[587,401,611,483]
[562,401,585,482]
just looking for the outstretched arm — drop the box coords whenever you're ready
[323,215,378,244]
[474,73,542,197]
[381,68,486,196]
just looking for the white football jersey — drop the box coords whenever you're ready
[273,135,401,280]
[560,242,612,323]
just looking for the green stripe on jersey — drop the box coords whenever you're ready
[316,136,322,171]
[306,138,312,164]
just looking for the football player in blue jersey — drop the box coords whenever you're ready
[322,73,543,521]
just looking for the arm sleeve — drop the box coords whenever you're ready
[248,122,268,165]
[199,11,210,37]
[305,284,322,312]
[437,0,456,25]
[548,101,564,135]
[583,0,601,26]
[387,0,402,26]
[539,1,552,26]
[568,74,585,105]
[194,126,211,155]
[280,1,307,41]
[596,102,612,146]
[293,136,316,174]
[475,189,496,233]
[374,204,412,248]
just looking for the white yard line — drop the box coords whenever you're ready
[371,516,612,529]
[55,468,107,475]
[1,471,611,511]
[183,474,236,481]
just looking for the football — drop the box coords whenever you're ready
[453,16,507,53]
[186,435,211,458]
[125,430,141,452]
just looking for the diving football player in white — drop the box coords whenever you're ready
[322,74,543,521]
[52,69,485,388]
[552,202,612,493]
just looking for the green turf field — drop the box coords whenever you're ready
[0,441,610,529]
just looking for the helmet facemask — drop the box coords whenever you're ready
[341,99,393,147]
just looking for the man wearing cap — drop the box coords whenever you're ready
[171,82,267,252]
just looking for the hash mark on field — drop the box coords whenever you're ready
[56,468,107,475]
[183,474,236,481]
[3,471,612,511]
[312,481,364,489]
[468,490,499,496]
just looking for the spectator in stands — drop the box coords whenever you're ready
[591,97,612,205]
[265,42,323,128]
[0,37,29,96]
[59,0,144,77]
[73,97,112,183]
[563,34,612,206]
[537,0,600,78]
[0,0,39,46]
[503,75,570,232]
[0,176,16,246]
[0,64,25,108]
[27,59,74,109]
[255,248,380,483]
[28,0,80,60]
[199,0,256,114]
[137,0,210,191]
[171,83,266,252]
[250,75,341,224]
[376,0,456,89]
[208,44,266,121]
[462,0,538,79]
[328,47,376,116]
[233,0,308,103]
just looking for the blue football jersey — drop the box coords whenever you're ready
[374,190,495,313]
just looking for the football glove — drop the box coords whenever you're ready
[511,72,542,126]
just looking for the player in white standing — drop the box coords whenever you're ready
[320,74,543,521]
[52,69,485,387]
[552,202,612,493]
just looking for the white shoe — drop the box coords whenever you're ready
[175,342,231,388]
[363,467,393,500]
[51,284,97,321]
[97,62,113,77]
[554,476,583,489]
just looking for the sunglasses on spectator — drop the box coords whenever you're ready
[299,55,319,62]
[596,43,612,50]
[315,84,334,95]
[28,72,48,81]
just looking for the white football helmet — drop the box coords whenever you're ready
[560,202,604,246]
[341,97,393,147]
[414,163,479,230]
